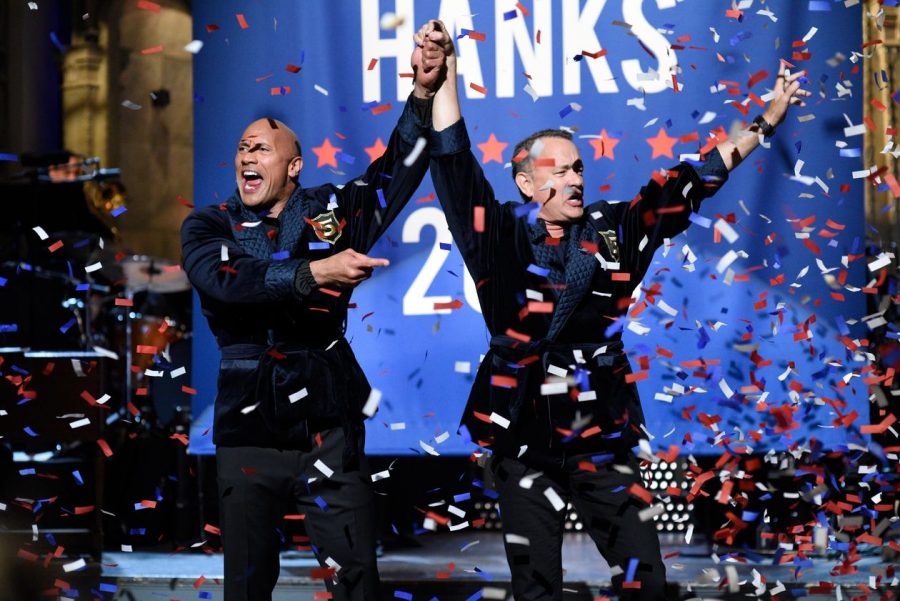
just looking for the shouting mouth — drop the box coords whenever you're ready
[242,170,263,193]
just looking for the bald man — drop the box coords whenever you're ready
[181,34,446,601]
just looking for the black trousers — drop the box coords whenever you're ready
[216,427,379,601]
[491,451,669,601]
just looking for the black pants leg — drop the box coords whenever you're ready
[567,453,669,601]
[216,428,379,601]
[217,446,293,601]
[293,427,380,601]
[492,452,669,601]
[492,456,567,601]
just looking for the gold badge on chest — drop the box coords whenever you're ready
[310,210,343,245]
[598,229,620,262]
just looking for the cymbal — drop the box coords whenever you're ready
[121,255,190,293]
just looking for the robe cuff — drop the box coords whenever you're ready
[264,258,303,301]
[696,146,729,198]
[397,93,433,147]
[293,260,318,297]
[430,118,470,157]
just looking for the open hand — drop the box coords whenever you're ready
[763,60,813,127]
[310,249,389,289]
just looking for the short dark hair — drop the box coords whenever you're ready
[510,129,574,201]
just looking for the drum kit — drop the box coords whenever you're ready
[0,155,194,430]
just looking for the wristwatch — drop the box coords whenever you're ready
[752,114,776,138]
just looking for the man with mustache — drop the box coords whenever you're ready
[421,20,809,601]
[180,29,446,601]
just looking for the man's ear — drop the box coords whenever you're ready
[289,156,303,179]
[515,170,534,199]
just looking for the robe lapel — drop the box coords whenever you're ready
[275,189,307,255]
[546,220,598,341]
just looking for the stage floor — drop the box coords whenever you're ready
[103,532,896,600]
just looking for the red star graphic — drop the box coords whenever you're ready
[588,129,620,160]
[646,128,678,160]
[311,137,341,168]
[476,133,508,165]
[364,137,387,164]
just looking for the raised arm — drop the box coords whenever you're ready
[713,60,811,171]
[424,21,505,282]
[339,26,446,254]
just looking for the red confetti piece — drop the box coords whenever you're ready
[114,298,133,307]
[48,240,64,253]
[467,31,486,42]
[473,206,485,232]
[74,506,94,515]
[141,46,163,55]
[581,49,608,59]
[625,370,648,383]
[370,103,392,115]
[140,500,158,509]
[366,58,378,71]
[205,24,220,33]
[285,64,302,74]
[203,523,221,535]
[319,288,341,298]
[181,386,197,395]
[627,482,653,504]
[611,272,631,282]
[176,195,194,208]
[469,82,488,95]
[97,439,113,458]
[137,0,160,11]
[136,345,157,354]
[434,299,464,310]
[746,69,768,88]
[270,86,291,96]
[415,192,436,204]
[313,592,333,600]
[515,2,529,16]
[490,375,518,388]
[235,14,249,29]
[193,575,206,589]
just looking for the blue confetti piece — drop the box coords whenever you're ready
[0,323,18,332]
[336,151,356,165]
[111,206,127,217]
[23,427,38,438]
[839,148,861,157]
[46,532,57,547]
[0,153,18,161]
[559,104,574,119]
[99,583,117,593]
[377,188,387,209]
[808,0,831,10]
[309,242,330,251]
[76,283,90,292]
[315,496,329,511]
[502,9,517,20]
[464,591,484,601]
[626,558,639,582]
[271,251,290,260]
[453,493,471,502]
[19,468,36,476]
[0,276,6,286]
[527,264,550,277]
[60,317,76,334]
[49,31,65,51]
[688,213,712,228]
[199,592,213,600]
[394,592,413,600]
[439,242,452,251]
[73,470,84,485]
[129,528,146,535]
[458,28,472,40]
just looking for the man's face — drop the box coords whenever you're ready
[516,137,585,225]
[234,119,302,212]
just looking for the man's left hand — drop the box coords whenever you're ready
[762,60,813,127]
[412,20,449,98]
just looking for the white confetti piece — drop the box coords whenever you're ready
[371,470,390,482]
[403,136,427,167]
[69,418,91,429]
[96,394,111,405]
[716,249,739,273]
[544,487,566,511]
[714,218,739,243]
[184,40,204,54]
[85,262,102,273]
[718,379,734,399]
[389,422,405,430]
[638,504,665,522]
[63,558,86,572]
[540,381,568,395]
[489,412,510,429]
[454,361,471,374]
[577,390,597,402]
[220,245,229,261]
[32,226,48,240]
[546,365,567,378]
[240,403,259,415]
[288,388,308,403]
[314,459,334,478]
[419,440,439,455]
[362,388,381,416]
[504,533,530,545]
[314,84,329,96]
[170,366,186,378]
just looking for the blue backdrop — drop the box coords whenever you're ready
[190,0,869,456]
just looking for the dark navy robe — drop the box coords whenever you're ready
[429,119,728,460]
[181,98,431,464]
